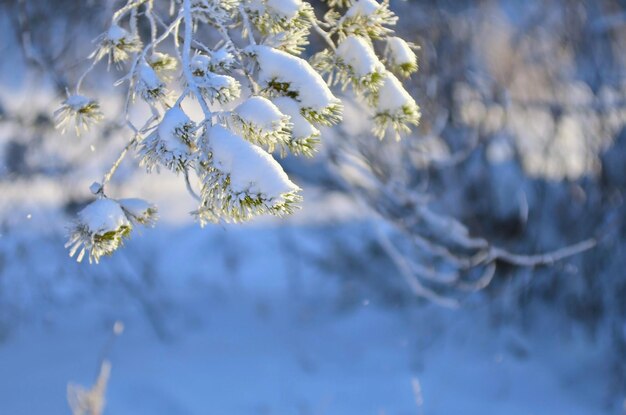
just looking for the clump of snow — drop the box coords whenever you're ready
[191,54,211,73]
[106,25,128,42]
[148,52,177,69]
[157,107,193,155]
[235,96,288,133]
[272,97,319,139]
[251,45,339,111]
[78,198,130,234]
[199,73,240,103]
[191,51,234,72]
[64,95,92,110]
[133,61,169,103]
[54,94,103,135]
[208,125,299,198]
[346,0,380,17]
[138,107,196,173]
[211,47,235,68]
[386,36,415,65]
[376,72,414,111]
[266,0,302,19]
[201,73,237,90]
[138,62,160,86]
[336,35,385,78]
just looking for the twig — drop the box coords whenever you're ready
[377,226,459,308]
[182,0,212,118]
[184,168,202,201]
[309,16,337,51]
[488,238,596,267]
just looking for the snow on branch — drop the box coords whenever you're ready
[55,0,420,262]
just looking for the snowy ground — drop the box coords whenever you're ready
[0,268,611,415]
[0,187,614,414]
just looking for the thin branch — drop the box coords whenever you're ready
[309,16,337,51]
[184,168,202,202]
[377,226,460,308]
[112,0,149,24]
[182,0,212,118]
[101,137,138,190]
[238,4,257,45]
[488,238,596,267]
[215,22,260,94]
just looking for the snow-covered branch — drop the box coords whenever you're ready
[55,0,421,263]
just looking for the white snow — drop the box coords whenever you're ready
[252,45,339,111]
[210,47,234,67]
[191,54,239,99]
[148,52,172,65]
[0,254,611,415]
[204,73,237,89]
[64,95,92,109]
[235,96,287,133]
[77,198,130,233]
[208,125,299,198]
[377,72,414,111]
[272,96,320,139]
[246,0,265,13]
[346,0,380,17]
[266,0,302,19]
[336,35,385,78]
[157,107,192,155]
[107,24,129,42]
[386,36,416,65]
[191,54,210,73]
[137,62,162,90]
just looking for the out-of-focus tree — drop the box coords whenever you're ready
[322,0,626,398]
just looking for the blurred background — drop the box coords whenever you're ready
[1,0,626,414]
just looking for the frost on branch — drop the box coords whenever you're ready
[92,25,142,68]
[133,62,170,104]
[54,95,103,135]
[55,0,422,262]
